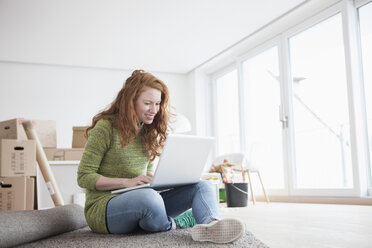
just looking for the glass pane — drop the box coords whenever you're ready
[242,46,285,189]
[289,14,353,188]
[358,2,372,186]
[216,69,241,154]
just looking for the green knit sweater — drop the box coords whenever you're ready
[77,119,154,234]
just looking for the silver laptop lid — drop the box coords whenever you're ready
[150,134,215,188]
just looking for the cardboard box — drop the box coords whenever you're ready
[0,118,57,148]
[72,126,88,148]
[0,176,35,211]
[0,139,36,177]
[44,148,84,161]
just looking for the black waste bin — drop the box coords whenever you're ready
[225,182,248,207]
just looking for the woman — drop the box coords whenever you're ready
[77,70,244,243]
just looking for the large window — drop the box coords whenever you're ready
[214,69,241,154]
[289,14,353,189]
[242,46,285,189]
[358,1,372,186]
[209,0,372,198]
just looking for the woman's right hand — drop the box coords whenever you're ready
[95,175,152,191]
[122,175,152,188]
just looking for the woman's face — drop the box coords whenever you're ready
[135,86,162,124]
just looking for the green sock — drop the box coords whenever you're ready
[174,210,197,229]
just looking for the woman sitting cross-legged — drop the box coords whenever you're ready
[77,69,244,243]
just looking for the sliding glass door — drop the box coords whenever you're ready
[288,14,353,190]
[241,46,285,189]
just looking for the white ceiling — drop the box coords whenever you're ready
[0,0,306,74]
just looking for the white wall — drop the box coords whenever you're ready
[187,69,212,137]
[0,61,191,147]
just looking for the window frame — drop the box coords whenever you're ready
[355,0,372,194]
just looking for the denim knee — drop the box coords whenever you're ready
[136,188,164,210]
[195,180,214,191]
[136,189,170,232]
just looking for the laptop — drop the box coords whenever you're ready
[111,134,215,194]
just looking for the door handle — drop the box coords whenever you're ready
[279,104,288,129]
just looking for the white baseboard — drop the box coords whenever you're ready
[255,195,372,205]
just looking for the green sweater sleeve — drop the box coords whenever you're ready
[147,161,154,173]
[77,119,112,190]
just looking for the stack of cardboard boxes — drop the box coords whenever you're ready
[0,119,87,212]
[0,118,57,212]
[43,126,87,161]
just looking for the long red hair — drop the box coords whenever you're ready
[86,70,170,161]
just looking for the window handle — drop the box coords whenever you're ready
[279,104,288,129]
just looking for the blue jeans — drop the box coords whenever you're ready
[106,180,220,234]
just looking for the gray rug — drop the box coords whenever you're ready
[18,226,269,248]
